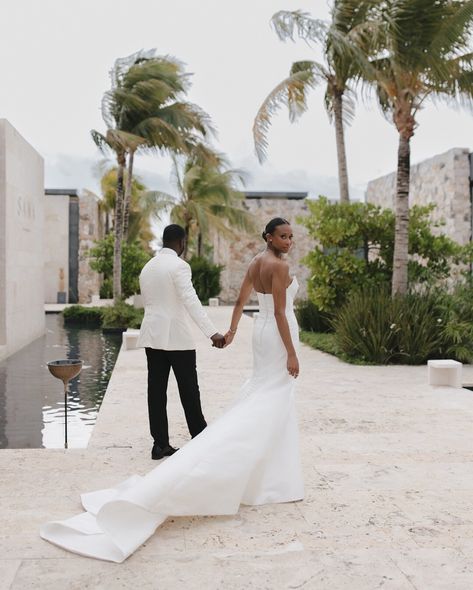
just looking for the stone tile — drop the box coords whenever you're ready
[2,308,473,586]
[389,547,473,590]
[0,560,21,590]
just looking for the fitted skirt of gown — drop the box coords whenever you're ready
[40,279,304,562]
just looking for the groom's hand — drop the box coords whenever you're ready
[210,333,226,349]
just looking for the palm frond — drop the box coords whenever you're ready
[253,66,321,162]
[271,10,327,44]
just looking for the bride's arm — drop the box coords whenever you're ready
[224,270,253,346]
[272,264,299,378]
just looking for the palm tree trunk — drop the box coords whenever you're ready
[333,91,350,203]
[197,232,203,258]
[392,133,411,296]
[122,150,134,240]
[183,222,190,260]
[113,153,126,302]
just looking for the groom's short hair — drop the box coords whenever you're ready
[163,224,186,244]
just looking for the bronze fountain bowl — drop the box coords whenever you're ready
[47,359,83,384]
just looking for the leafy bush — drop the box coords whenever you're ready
[298,197,467,312]
[102,301,144,329]
[188,256,223,304]
[436,282,473,363]
[333,287,399,364]
[295,299,332,333]
[333,284,473,365]
[99,278,113,299]
[89,234,152,298]
[62,305,104,326]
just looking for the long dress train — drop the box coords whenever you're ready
[40,278,304,562]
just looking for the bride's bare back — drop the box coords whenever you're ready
[248,252,291,295]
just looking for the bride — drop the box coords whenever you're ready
[40,217,304,563]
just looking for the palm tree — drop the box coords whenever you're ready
[254,1,373,202]
[98,166,172,248]
[163,152,254,259]
[92,50,214,300]
[359,0,473,294]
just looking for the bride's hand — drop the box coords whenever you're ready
[224,331,235,347]
[287,353,299,378]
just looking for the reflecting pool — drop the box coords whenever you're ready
[0,313,122,449]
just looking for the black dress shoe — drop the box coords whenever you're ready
[151,444,178,460]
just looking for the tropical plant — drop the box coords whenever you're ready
[334,286,444,364]
[102,301,144,329]
[98,166,172,249]
[436,281,473,363]
[299,197,465,311]
[254,1,374,202]
[357,0,473,295]
[188,256,223,304]
[295,299,333,333]
[62,306,104,327]
[166,152,254,259]
[91,49,214,300]
[89,233,152,299]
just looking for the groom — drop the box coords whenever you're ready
[137,224,225,460]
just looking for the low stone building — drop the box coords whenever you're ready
[44,189,102,304]
[366,148,472,247]
[211,192,313,303]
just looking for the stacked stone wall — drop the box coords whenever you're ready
[366,148,471,246]
[78,190,102,303]
[211,196,313,303]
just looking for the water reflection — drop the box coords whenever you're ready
[0,314,121,448]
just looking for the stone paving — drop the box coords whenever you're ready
[2,307,473,589]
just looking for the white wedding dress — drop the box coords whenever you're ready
[40,278,304,562]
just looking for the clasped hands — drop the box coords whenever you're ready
[210,330,235,349]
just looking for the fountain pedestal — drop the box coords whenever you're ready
[47,360,82,448]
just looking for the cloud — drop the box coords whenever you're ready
[234,156,365,200]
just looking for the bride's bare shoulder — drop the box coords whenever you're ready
[270,258,290,276]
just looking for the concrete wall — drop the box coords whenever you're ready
[366,148,472,246]
[211,194,313,303]
[0,120,45,361]
[43,190,102,304]
[44,194,69,303]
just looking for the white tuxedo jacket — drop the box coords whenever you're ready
[136,248,217,351]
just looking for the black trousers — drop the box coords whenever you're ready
[145,348,207,448]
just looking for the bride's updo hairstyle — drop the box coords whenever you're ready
[262,217,290,242]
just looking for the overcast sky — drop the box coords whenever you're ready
[2,0,473,201]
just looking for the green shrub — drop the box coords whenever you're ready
[392,292,443,364]
[436,283,473,363]
[333,287,399,364]
[189,256,223,304]
[62,305,104,326]
[332,285,473,365]
[99,278,113,299]
[101,301,143,329]
[298,197,466,312]
[295,299,332,333]
[89,234,152,298]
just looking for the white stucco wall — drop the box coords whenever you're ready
[44,194,69,303]
[0,119,45,361]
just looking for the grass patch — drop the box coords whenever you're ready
[299,330,372,365]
